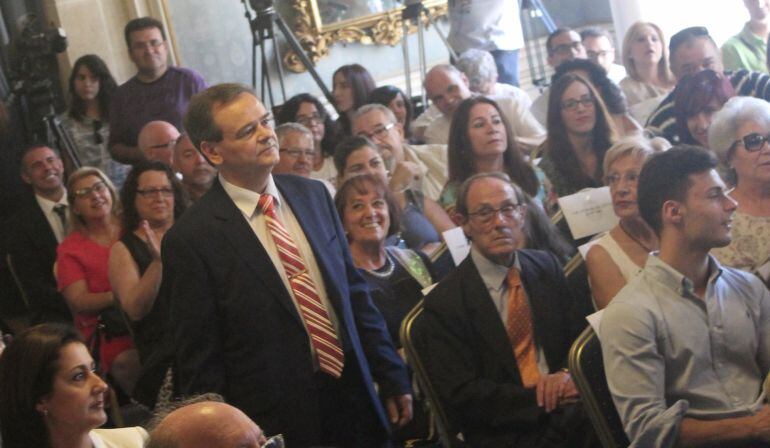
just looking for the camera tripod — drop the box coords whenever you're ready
[520,0,557,91]
[241,0,334,108]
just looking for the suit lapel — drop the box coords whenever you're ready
[27,198,59,253]
[207,181,303,326]
[461,258,520,380]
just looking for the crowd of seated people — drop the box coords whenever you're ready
[6,10,770,448]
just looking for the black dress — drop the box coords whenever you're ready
[121,232,172,407]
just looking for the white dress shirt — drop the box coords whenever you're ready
[219,174,341,367]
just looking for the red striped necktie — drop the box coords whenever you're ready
[257,193,344,378]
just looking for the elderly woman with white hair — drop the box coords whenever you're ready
[586,135,666,309]
[708,96,770,275]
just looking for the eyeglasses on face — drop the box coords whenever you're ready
[467,203,525,226]
[74,181,108,198]
[356,122,395,141]
[279,148,316,159]
[551,41,583,56]
[561,95,595,111]
[733,132,770,152]
[136,187,174,198]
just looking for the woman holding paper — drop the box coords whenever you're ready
[538,73,618,213]
[586,136,661,309]
[708,97,770,278]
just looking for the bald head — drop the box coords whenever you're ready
[424,64,471,117]
[148,402,266,448]
[138,120,180,166]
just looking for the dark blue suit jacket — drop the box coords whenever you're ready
[161,175,410,446]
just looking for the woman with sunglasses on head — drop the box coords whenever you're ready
[276,93,338,185]
[538,73,618,213]
[108,160,187,407]
[708,97,770,276]
[56,167,140,398]
[60,55,129,188]
[0,323,147,448]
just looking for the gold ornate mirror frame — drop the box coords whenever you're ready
[285,0,448,73]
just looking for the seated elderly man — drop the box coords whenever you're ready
[421,64,545,152]
[352,103,447,201]
[601,146,770,447]
[173,134,216,202]
[147,396,267,448]
[420,172,593,448]
[455,48,534,102]
[274,123,335,195]
[138,120,180,166]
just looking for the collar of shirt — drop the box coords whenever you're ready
[219,173,282,218]
[35,191,68,215]
[740,23,767,46]
[645,253,724,298]
[470,246,521,293]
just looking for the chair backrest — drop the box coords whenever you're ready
[400,301,466,448]
[568,326,629,448]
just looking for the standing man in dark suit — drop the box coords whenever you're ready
[162,83,412,448]
[5,145,72,326]
[421,172,593,448]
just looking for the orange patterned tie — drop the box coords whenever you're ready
[505,267,541,388]
[258,194,344,378]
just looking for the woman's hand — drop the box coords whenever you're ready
[141,220,162,261]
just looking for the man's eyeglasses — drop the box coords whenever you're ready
[467,203,525,226]
[733,132,770,152]
[550,41,583,56]
[296,113,324,126]
[279,148,316,159]
[130,39,164,51]
[587,50,610,60]
[561,96,594,111]
[356,122,395,141]
[74,181,108,198]
[136,187,174,198]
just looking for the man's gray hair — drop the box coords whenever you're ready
[145,393,226,448]
[352,103,397,125]
[456,49,498,93]
[275,122,312,143]
[708,96,770,164]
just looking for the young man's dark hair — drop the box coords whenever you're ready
[668,26,716,61]
[637,145,718,234]
[124,17,166,48]
[545,27,576,54]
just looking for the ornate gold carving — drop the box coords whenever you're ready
[284,0,448,73]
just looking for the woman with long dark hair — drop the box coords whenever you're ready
[0,323,147,448]
[440,96,541,209]
[108,160,187,406]
[276,93,338,184]
[60,54,129,188]
[332,64,376,138]
[539,73,618,210]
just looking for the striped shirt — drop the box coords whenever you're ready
[645,69,770,143]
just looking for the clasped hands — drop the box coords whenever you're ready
[536,370,579,413]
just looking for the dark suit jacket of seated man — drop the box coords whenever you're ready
[161,83,411,448]
[420,173,592,448]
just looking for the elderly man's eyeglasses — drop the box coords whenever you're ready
[561,95,594,111]
[551,41,583,56]
[279,148,316,159]
[733,132,770,152]
[356,123,395,141]
[467,203,524,226]
[74,181,108,198]
[137,187,174,198]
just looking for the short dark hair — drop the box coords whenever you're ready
[275,93,336,157]
[668,26,715,62]
[637,145,718,234]
[120,160,188,234]
[580,27,612,42]
[546,27,577,54]
[447,96,540,197]
[333,135,378,174]
[184,83,256,152]
[0,323,83,448]
[124,17,166,48]
[334,174,400,238]
[19,143,58,172]
[68,54,118,121]
[554,58,628,114]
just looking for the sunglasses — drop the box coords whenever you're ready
[733,132,770,152]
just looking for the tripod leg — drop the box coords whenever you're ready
[402,19,413,100]
[258,32,275,108]
[270,18,288,104]
[417,18,427,109]
[424,13,457,61]
[274,15,334,105]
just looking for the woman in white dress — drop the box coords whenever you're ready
[586,136,664,309]
[0,323,147,448]
[619,22,676,124]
